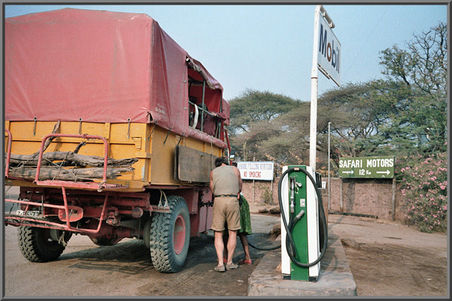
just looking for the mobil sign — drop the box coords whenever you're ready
[316,9,341,86]
[237,161,274,181]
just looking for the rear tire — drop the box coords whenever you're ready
[149,195,190,273]
[18,226,69,262]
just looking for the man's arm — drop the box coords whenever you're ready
[209,170,214,193]
[232,166,242,192]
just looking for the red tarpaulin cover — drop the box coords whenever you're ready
[5,8,228,147]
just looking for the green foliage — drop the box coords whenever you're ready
[231,119,283,161]
[228,22,447,187]
[396,153,448,232]
[377,22,447,155]
[228,89,300,134]
[262,188,273,205]
[379,22,447,95]
[318,82,396,160]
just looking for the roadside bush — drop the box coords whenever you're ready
[396,152,447,232]
[262,188,273,205]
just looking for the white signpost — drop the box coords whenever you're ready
[237,161,274,181]
[310,5,341,171]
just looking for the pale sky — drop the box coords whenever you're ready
[5,4,447,102]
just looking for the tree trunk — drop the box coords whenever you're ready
[8,152,138,167]
[9,166,133,182]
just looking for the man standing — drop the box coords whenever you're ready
[209,157,242,272]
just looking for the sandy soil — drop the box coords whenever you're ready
[328,214,447,297]
[4,187,448,297]
[249,200,448,297]
[3,213,280,297]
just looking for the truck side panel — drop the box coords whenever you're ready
[5,121,223,191]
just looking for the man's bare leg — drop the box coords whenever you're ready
[214,231,225,267]
[223,232,228,262]
[226,229,237,264]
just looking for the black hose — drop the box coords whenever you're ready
[247,240,280,250]
[278,167,328,268]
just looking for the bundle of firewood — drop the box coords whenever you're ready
[7,151,137,182]
[5,121,137,182]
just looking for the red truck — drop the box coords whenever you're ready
[4,8,231,272]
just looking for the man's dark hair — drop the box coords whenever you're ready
[231,161,238,167]
[215,157,228,167]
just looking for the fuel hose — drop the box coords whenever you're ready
[247,239,280,251]
[278,167,328,268]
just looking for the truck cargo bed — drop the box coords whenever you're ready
[5,121,223,192]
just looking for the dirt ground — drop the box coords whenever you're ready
[250,202,448,297]
[327,214,448,297]
[3,210,279,297]
[4,186,449,297]
[343,240,447,296]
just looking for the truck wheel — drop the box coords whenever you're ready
[143,219,151,249]
[18,226,68,262]
[149,195,190,273]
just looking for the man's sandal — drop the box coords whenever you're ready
[214,264,226,272]
[225,263,239,270]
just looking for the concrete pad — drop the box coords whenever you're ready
[248,233,357,296]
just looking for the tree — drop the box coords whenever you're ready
[230,83,392,170]
[378,22,447,154]
[228,22,447,173]
[380,22,447,96]
[231,119,283,161]
[228,89,300,135]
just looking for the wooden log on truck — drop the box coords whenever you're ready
[8,166,134,181]
[8,152,138,167]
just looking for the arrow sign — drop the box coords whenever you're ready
[339,156,394,179]
[376,170,390,175]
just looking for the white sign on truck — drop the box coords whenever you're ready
[237,161,274,181]
[315,7,341,86]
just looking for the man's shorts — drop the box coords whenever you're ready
[211,196,241,231]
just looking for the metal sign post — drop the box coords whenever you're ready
[309,5,321,170]
[309,5,341,170]
[327,121,331,211]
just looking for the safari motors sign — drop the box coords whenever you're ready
[339,156,395,179]
[237,161,274,181]
[316,8,341,86]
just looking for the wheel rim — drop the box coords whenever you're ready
[173,214,186,255]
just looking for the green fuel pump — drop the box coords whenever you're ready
[278,165,328,281]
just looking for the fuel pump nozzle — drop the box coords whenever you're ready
[290,177,303,214]
[289,177,295,213]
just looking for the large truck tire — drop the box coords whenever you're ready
[18,226,69,262]
[149,195,190,273]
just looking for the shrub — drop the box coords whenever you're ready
[396,152,447,232]
[262,188,273,205]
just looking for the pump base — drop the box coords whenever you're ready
[282,274,319,282]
